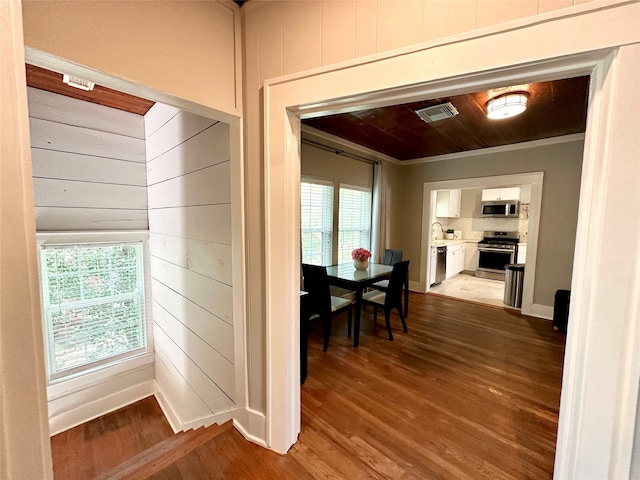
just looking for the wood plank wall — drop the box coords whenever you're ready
[28,87,148,230]
[27,87,155,434]
[145,103,235,429]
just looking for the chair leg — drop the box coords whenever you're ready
[384,310,394,341]
[396,302,408,333]
[347,307,352,337]
[322,316,331,352]
[404,272,409,318]
[373,306,378,324]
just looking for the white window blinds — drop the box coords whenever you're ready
[39,243,147,381]
[300,180,334,266]
[338,185,372,264]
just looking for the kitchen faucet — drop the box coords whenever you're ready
[431,222,444,240]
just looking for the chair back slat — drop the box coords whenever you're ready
[301,264,332,317]
[385,261,409,310]
[382,249,403,265]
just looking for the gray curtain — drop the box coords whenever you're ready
[371,161,387,263]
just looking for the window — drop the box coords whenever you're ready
[39,242,148,381]
[300,180,334,265]
[338,185,372,264]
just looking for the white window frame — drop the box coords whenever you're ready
[337,184,372,264]
[36,231,153,390]
[300,178,334,266]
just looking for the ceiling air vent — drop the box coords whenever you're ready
[415,102,459,123]
[63,74,95,91]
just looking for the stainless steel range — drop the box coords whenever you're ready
[476,231,519,280]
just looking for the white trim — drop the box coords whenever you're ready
[263,0,633,91]
[301,176,334,187]
[47,353,154,400]
[301,125,402,165]
[529,304,554,321]
[153,384,182,433]
[25,49,242,124]
[262,3,640,476]
[402,133,586,165]
[49,380,155,436]
[233,408,268,449]
[36,230,149,246]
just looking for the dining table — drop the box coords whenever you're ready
[325,262,394,347]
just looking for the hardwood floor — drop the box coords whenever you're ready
[51,293,566,479]
[51,395,174,479]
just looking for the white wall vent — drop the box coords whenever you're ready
[415,102,459,123]
[62,74,95,91]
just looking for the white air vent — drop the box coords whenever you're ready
[63,74,95,91]
[415,102,459,123]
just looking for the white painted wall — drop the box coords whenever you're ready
[145,103,236,431]
[28,87,148,230]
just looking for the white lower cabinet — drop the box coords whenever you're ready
[446,243,464,279]
[464,242,478,273]
[517,244,527,264]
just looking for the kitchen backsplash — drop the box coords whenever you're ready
[435,216,529,242]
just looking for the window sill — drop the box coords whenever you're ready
[47,352,154,402]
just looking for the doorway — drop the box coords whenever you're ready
[262,17,639,477]
[420,173,544,316]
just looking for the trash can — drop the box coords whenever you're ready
[503,264,525,308]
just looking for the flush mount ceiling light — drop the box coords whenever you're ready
[486,92,529,120]
[63,74,95,91]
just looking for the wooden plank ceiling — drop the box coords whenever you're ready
[302,76,590,160]
[26,64,155,116]
[26,64,589,160]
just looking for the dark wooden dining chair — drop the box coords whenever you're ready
[301,263,354,351]
[361,260,409,341]
[372,249,403,289]
[372,249,409,316]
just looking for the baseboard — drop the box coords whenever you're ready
[153,385,183,433]
[49,380,155,436]
[154,382,239,433]
[233,407,268,448]
[409,280,421,292]
[528,303,554,320]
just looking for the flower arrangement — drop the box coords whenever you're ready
[351,248,372,261]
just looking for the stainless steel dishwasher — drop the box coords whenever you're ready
[434,246,447,285]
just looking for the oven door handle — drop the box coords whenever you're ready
[478,247,514,253]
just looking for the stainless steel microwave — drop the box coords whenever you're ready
[481,200,520,217]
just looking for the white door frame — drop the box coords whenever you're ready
[262,3,640,478]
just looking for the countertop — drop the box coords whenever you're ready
[431,239,477,247]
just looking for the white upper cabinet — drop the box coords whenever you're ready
[481,187,521,201]
[436,189,462,218]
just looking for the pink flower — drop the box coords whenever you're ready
[351,248,372,261]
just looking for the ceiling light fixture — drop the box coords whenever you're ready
[63,74,95,91]
[486,92,529,120]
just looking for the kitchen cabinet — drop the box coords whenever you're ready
[481,187,521,201]
[517,244,527,264]
[464,241,478,273]
[436,189,461,218]
[446,243,464,279]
